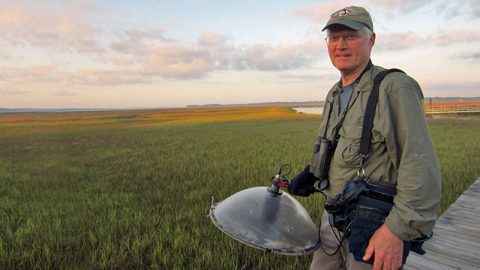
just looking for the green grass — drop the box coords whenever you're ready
[0,116,479,269]
[428,119,480,211]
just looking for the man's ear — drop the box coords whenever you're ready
[370,32,376,47]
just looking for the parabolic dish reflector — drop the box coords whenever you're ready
[209,187,320,255]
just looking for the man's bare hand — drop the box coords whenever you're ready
[363,225,403,270]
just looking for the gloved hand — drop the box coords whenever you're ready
[288,165,317,196]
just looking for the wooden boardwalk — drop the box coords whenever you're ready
[404,178,480,270]
[424,102,480,114]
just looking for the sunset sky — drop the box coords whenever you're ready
[1,0,479,109]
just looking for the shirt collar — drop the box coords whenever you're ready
[334,60,373,91]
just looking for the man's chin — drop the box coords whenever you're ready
[333,61,353,70]
[336,66,355,74]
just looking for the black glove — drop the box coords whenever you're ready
[288,165,317,196]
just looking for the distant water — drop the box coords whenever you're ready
[292,107,323,115]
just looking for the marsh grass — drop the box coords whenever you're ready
[0,108,478,269]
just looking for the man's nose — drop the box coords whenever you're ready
[337,37,348,48]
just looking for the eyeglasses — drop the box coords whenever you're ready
[325,32,365,46]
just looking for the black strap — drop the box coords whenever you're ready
[358,69,405,158]
[321,100,334,138]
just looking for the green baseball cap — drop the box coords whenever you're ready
[322,6,373,32]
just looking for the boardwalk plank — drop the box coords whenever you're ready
[404,178,480,270]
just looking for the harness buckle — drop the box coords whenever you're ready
[357,154,368,178]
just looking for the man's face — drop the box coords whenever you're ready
[326,25,375,75]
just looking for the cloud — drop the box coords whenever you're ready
[110,38,216,79]
[0,87,29,95]
[0,33,325,83]
[366,0,478,17]
[231,40,323,71]
[375,31,421,51]
[103,28,225,79]
[291,0,429,23]
[0,2,102,53]
[432,29,480,46]
[374,29,480,51]
[455,52,480,61]
[141,42,215,79]
[292,0,480,25]
[280,72,338,82]
[100,30,324,80]
[54,90,78,96]
[291,0,351,23]
[369,0,480,21]
[100,36,324,81]
[66,68,152,85]
[472,0,480,16]
[422,81,480,96]
[435,0,480,19]
[366,0,431,13]
[1,0,476,86]
[0,64,59,83]
[110,27,171,54]
[198,32,231,48]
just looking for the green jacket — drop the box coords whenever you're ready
[310,64,441,241]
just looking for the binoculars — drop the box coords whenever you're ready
[310,137,334,190]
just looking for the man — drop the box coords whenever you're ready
[288,6,441,270]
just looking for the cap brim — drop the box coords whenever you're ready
[322,20,366,31]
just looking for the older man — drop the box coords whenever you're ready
[288,6,441,270]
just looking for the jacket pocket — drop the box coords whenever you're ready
[337,115,363,167]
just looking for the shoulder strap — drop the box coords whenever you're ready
[358,68,405,159]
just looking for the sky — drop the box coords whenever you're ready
[0,0,479,109]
